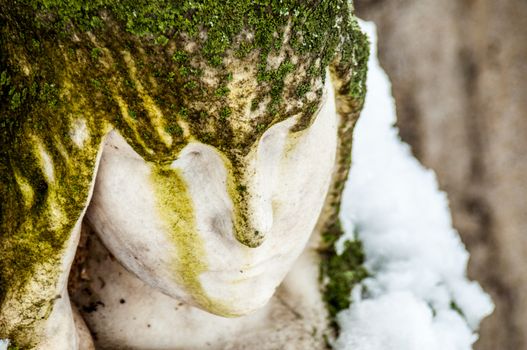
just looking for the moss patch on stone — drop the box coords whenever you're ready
[320,221,368,323]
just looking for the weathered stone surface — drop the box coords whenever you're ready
[1,2,369,347]
[355,1,527,349]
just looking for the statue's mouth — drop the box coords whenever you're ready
[202,253,283,277]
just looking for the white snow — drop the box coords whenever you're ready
[334,20,494,350]
[0,339,8,350]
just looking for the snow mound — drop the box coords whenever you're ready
[335,20,494,350]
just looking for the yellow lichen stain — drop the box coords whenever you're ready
[46,196,68,232]
[177,118,192,139]
[14,172,35,208]
[34,139,55,183]
[121,51,173,147]
[150,165,236,317]
[0,81,106,342]
[110,90,155,155]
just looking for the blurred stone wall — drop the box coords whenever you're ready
[355,1,527,349]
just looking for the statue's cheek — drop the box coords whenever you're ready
[85,132,183,299]
[86,133,250,314]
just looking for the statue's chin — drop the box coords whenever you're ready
[86,77,338,317]
[194,255,293,317]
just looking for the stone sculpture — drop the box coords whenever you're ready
[0,1,368,348]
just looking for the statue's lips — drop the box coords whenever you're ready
[201,253,284,278]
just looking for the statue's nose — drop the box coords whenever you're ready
[246,182,274,242]
[170,123,292,248]
[233,123,292,247]
[169,143,273,248]
[235,168,275,248]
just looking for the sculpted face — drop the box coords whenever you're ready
[87,79,338,316]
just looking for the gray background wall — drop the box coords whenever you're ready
[355,1,527,349]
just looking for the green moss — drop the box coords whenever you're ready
[219,106,232,120]
[165,123,183,137]
[155,35,169,46]
[320,221,368,322]
[11,0,353,131]
[450,301,466,318]
[337,18,370,101]
[183,80,198,91]
[172,51,189,64]
[9,92,21,110]
[295,82,311,98]
[90,47,102,61]
[1,71,10,86]
[127,108,137,120]
[214,86,230,97]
